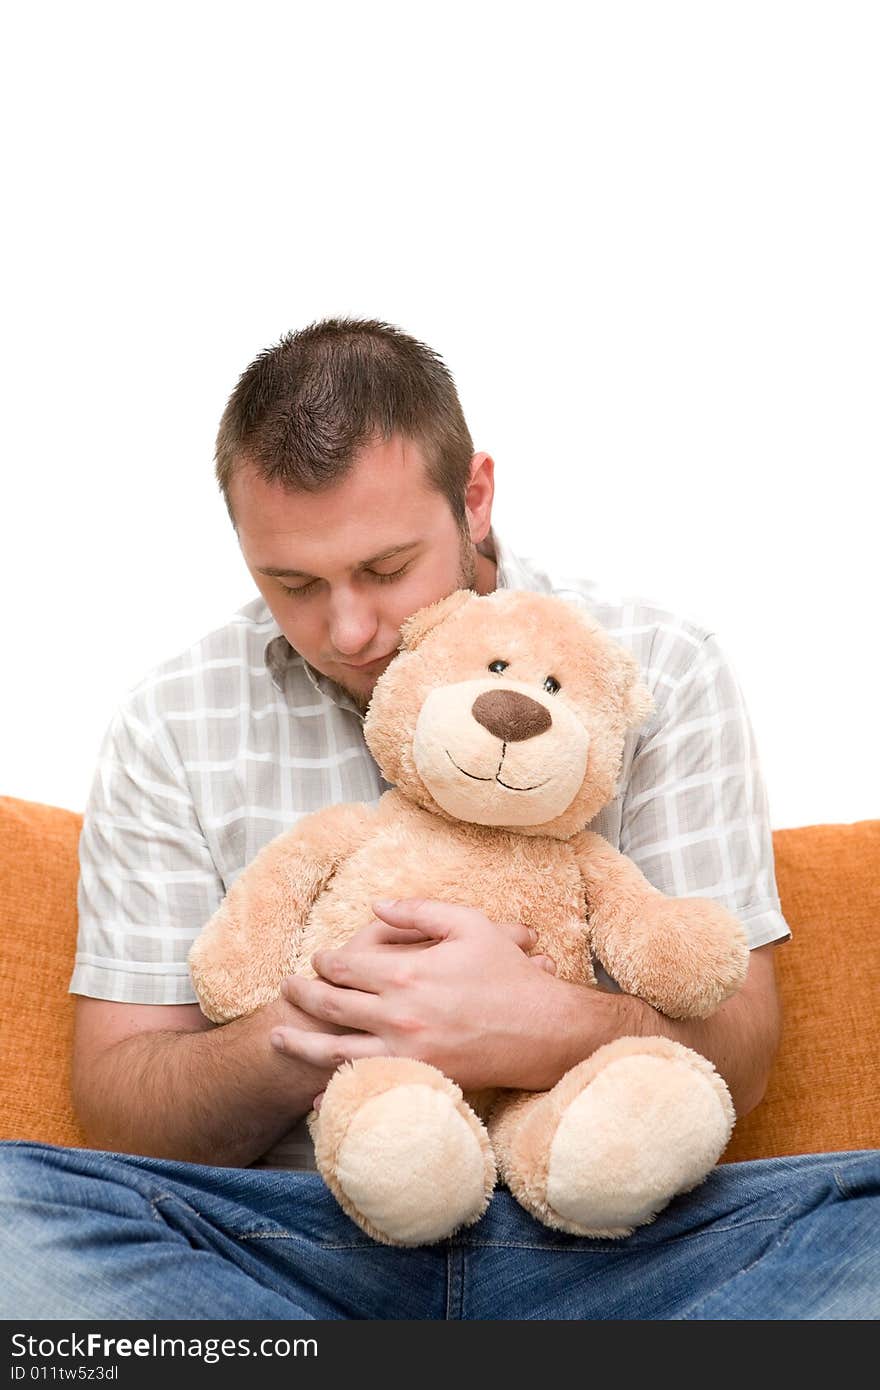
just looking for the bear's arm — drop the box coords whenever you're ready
[569,829,748,1018]
[188,801,377,1023]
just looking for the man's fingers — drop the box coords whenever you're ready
[362,918,433,946]
[530,953,557,974]
[371,897,492,942]
[499,921,539,952]
[269,1026,387,1069]
[370,898,541,953]
[370,897,463,941]
[280,975,351,1034]
[281,973,384,1030]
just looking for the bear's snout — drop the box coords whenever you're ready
[471,689,552,743]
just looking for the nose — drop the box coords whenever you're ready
[327,589,380,658]
[471,689,552,742]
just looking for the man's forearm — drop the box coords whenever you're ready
[528,969,780,1119]
[73,998,335,1167]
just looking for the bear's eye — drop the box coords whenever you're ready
[488,660,509,674]
[543,676,561,695]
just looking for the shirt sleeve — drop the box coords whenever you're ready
[618,631,792,951]
[70,692,224,1004]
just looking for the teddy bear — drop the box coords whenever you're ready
[188,587,749,1247]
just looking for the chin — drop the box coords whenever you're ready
[337,670,375,708]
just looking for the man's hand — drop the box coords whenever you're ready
[269,897,569,1094]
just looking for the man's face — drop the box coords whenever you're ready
[230,433,496,713]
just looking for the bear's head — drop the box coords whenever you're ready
[363,588,654,840]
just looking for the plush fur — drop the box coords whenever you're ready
[189,588,748,1246]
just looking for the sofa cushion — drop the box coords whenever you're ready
[0,795,878,1163]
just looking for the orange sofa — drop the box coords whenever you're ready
[1,793,878,1163]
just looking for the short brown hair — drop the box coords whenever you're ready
[215,317,476,530]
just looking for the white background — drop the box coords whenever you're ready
[2,1,877,829]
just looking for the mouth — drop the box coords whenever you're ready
[341,654,394,671]
[445,747,551,793]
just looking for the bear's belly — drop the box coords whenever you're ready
[295,816,595,986]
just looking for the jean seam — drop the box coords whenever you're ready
[833,1167,863,1199]
[147,1194,330,1314]
[234,1209,796,1252]
[1,1193,798,1254]
[238,1234,376,1250]
[149,1192,206,1224]
[676,1211,801,1319]
[458,1209,798,1253]
[446,1244,464,1319]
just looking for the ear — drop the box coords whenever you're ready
[399,588,476,651]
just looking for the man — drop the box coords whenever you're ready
[1,318,876,1320]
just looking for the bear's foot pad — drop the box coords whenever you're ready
[333,1081,493,1246]
[545,1053,732,1235]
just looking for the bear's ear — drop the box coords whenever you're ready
[565,598,655,729]
[603,638,655,730]
[399,588,476,651]
[623,676,655,729]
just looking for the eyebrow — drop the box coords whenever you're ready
[256,541,421,580]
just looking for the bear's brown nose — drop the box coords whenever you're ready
[471,689,552,742]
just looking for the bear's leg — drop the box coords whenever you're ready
[309,1055,496,1247]
[488,1036,735,1238]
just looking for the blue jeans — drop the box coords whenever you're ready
[1,1140,878,1319]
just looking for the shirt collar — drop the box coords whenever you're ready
[262,523,551,715]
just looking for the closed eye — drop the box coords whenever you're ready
[281,564,412,598]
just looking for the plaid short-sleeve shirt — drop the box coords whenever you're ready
[71,526,791,1168]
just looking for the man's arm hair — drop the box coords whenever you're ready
[72,685,342,1166]
[71,994,338,1167]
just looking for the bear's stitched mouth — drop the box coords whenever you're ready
[444,747,551,793]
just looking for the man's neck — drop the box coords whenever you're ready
[475,528,499,595]
[475,549,497,595]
